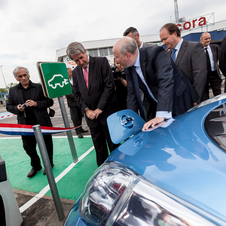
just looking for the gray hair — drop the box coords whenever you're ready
[120,38,138,56]
[66,42,86,60]
[13,66,29,78]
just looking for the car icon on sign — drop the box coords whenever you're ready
[48,74,69,89]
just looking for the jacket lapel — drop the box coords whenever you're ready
[30,82,37,101]
[139,49,147,80]
[88,56,95,91]
[175,39,187,66]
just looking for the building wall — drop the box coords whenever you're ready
[56,19,226,68]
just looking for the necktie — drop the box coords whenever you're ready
[83,67,89,88]
[204,47,211,74]
[171,49,177,62]
[132,67,146,120]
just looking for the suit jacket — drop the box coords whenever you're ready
[219,36,226,77]
[209,44,221,78]
[125,46,199,118]
[125,46,174,116]
[142,42,157,48]
[65,83,78,108]
[72,56,117,128]
[175,40,207,102]
[6,81,53,126]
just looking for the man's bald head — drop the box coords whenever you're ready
[113,37,138,68]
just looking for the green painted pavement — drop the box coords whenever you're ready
[0,137,98,201]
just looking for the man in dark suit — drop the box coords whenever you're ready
[200,32,222,99]
[219,35,226,92]
[123,27,157,48]
[123,27,157,118]
[6,66,54,178]
[65,67,88,138]
[66,42,118,166]
[160,23,207,103]
[113,37,174,131]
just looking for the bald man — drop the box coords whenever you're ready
[113,37,174,130]
[200,32,222,98]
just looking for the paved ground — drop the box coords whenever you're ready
[14,189,74,226]
[0,98,94,226]
[0,83,224,226]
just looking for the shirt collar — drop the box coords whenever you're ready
[134,50,140,68]
[18,80,34,89]
[174,38,183,51]
[140,42,143,49]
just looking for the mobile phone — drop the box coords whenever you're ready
[21,103,27,107]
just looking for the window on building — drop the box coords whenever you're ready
[109,47,113,55]
[99,48,108,57]
[89,49,99,57]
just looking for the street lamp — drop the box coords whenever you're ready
[0,65,7,88]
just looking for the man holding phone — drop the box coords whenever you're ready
[6,66,54,178]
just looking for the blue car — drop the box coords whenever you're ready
[63,94,226,226]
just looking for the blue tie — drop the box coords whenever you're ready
[171,49,177,62]
[132,67,146,120]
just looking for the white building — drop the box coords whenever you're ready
[55,14,226,68]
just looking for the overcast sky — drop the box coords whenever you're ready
[0,0,225,88]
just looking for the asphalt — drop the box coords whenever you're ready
[0,99,94,226]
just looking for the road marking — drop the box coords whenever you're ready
[19,146,94,213]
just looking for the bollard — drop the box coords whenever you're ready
[33,125,65,221]
[58,96,78,162]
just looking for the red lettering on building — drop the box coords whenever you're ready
[198,17,206,26]
[177,16,206,31]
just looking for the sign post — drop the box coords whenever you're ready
[37,62,78,162]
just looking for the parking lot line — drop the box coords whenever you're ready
[19,146,94,213]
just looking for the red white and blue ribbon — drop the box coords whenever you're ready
[0,123,80,136]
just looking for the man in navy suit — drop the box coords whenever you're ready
[113,37,174,131]
[66,42,118,166]
[160,23,207,103]
[200,32,222,99]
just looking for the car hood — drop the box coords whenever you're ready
[107,100,226,222]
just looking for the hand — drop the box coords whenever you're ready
[193,102,197,106]
[142,117,165,131]
[17,104,25,111]
[93,108,103,119]
[85,109,96,120]
[25,99,37,107]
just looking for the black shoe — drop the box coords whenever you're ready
[77,133,83,138]
[43,163,54,175]
[81,128,88,133]
[27,167,42,178]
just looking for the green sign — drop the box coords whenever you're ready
[37,62,72,98]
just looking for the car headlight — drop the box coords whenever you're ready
[79,162,222,226]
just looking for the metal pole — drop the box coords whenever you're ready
[0,66,7,88]
[33,125,65,221]
[58,96,78,162]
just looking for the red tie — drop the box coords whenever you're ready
[83,67,88,88]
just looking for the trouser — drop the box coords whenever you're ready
[204,71,222,99]
[70,106,82,134]
[90,123,118,167]
[22,135,53,170]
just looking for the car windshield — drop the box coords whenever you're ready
[188,94,226,112]
[205,103,226,152]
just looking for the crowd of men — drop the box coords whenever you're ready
[6,23,226,175]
